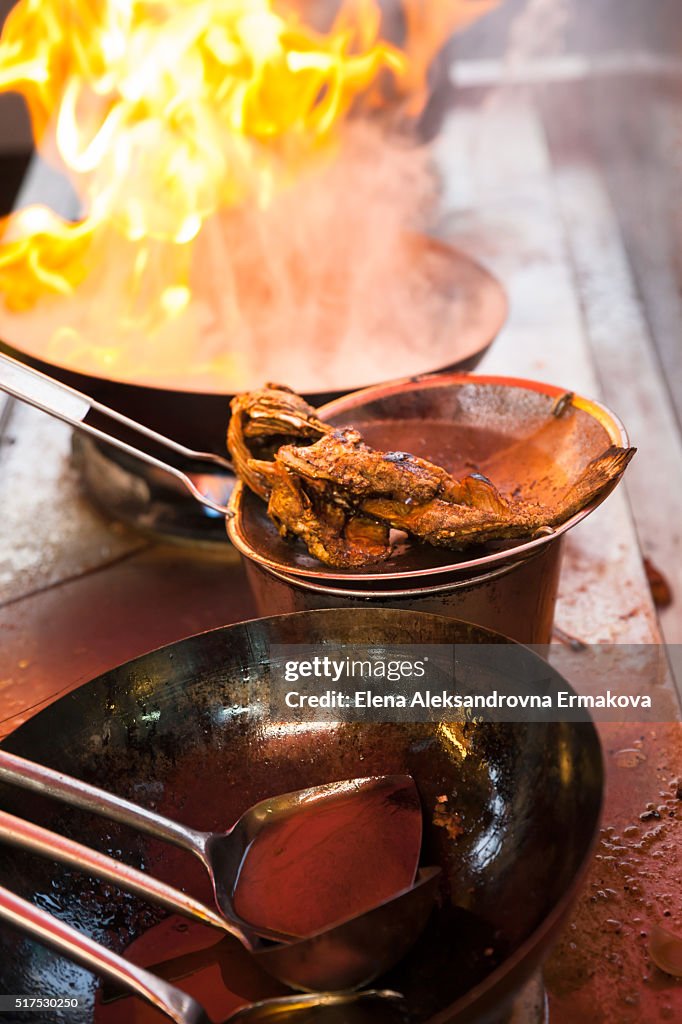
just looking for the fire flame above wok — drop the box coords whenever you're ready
[0,0,498,392]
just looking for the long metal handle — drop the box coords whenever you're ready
[0,749,210,863]
[0,884,407,1024]
[0,808,249,943]
[227,991,409,1022]
[0,884,208,1024]
[0,352,234,516]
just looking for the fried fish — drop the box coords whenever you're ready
[228,385,636,568]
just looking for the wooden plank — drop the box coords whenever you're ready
[583,74,682,430]
[451,0,682,62]
[538,78,682,645]
[450,52,682,88]
[432,89,611,386]
[432,88,662,646]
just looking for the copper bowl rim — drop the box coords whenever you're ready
[244,540,557,597]
[227,372,630,583]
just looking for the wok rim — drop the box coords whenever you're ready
[0,607,604,1024]
[226,372,630,582]
[0,240,508,397]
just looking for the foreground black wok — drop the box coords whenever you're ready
[0,610,602,1024]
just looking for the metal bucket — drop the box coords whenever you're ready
[243,537,564,644]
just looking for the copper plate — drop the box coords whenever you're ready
[226,374,630,582]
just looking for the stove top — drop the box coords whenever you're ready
[72,433,234,545]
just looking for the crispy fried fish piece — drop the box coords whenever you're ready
[276,429,509,513]
[228,384,636,568]
[228,384,329,499]
[270,429,635,560]
[267,462,391,567]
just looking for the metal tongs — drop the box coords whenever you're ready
[0,351,234,515]
[0,884,408,1023]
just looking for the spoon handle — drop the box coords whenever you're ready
[0,884,209,1024]
[0,884,409,1024]
[0,351,234,515]
[0,748,209,861]
[0,808,243,940]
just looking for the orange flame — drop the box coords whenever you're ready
[0,0,497,378]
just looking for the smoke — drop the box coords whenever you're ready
[1,121,469,392]
[505,0,569,70]
[188,122,447,391]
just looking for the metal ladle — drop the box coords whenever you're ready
[0,884,409,1024]
[0,753,421,943]
[0,750,439,990]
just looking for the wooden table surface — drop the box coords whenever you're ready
[1,3,682,1021]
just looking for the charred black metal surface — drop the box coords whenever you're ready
[0,610,602,1024]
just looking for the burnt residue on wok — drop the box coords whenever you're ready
[0,610,602,1024]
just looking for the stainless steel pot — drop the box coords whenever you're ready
[243,538,564,644]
